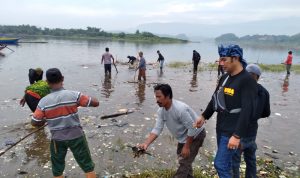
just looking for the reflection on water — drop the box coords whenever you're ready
[135,81,146,105]
[101,74,114,98]
[190,73,198,88]
[282,74,289,93]
[24,129,50,166]
[157,69,164,78]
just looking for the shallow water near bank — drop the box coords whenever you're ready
[0,62,299,177]
[0,39,299,177]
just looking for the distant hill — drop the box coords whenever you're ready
[136,17,300,38]
[215,33,300,49]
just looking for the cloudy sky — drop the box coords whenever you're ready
[1,0,300,30]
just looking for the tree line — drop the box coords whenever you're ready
[0,25,186,43]
[215,33,300,44]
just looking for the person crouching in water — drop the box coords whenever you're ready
[20,68,50,112]
[31,68,99,178]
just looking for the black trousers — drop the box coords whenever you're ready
[25,93,40,112]
[193,60,199,72]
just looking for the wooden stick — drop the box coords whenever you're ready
[0,124,47,157]
[100,110,134,120]
[5,46,15,52]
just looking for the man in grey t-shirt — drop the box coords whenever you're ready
[101,47,115,76]
[138,84,206,178]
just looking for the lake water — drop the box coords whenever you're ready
[0,39,299,177]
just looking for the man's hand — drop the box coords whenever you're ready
[227,136,240,150]
[137,143,148,150]
[181,145,190,158]
[193,115,205,128]
[20,98,25,107]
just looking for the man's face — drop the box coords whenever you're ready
[220,56,237,73]
[155,90,169,108]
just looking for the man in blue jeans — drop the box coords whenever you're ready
[194,44,257,178]
[232,64,271,178]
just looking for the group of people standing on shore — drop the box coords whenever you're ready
[19,45,298,178]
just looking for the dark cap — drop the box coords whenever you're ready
[46,68,63,83]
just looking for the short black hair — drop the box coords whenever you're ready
[154,83,173,99]
[157,50,160,53]
[288,51,292,54]
[106,47,109,52]
[46,68,63,84]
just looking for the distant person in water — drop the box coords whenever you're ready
[216,59,225,77]
[101,47,115,76]
[284,51,293,75]
[192,50,201,73]
[137,51,146,81]
[157,50,165,71]
[127,56,137,65]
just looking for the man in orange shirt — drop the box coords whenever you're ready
[284,51,293,75]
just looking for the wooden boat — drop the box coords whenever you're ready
[0,37,19,45]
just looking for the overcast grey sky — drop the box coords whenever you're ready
[1,0,300,30]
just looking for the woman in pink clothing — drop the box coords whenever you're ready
[284,51,293,75]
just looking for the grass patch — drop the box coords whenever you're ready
[167,61,300,74]
[124,157,295,178]
[258,64,300,74]
[123,168,212,178]
[167,62,190,68]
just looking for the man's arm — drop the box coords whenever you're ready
[111,55,115,64]
[180,108,202,158]
[139,110,165,150]
[261,89,270,118]
[138,133,158,150]
[101,55,104,64]
[234,77,257,138]
[31,106,46,126]
[89,97,99,107]
[77,93,99,107]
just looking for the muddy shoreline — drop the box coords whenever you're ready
[0,64,299,177]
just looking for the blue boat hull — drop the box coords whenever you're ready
[0,38,19,45]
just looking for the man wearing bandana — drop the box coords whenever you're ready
[194,44,257,178]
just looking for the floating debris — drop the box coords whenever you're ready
[272,150,279,153]
[4,140,15,146]
[263,145,272,149]
[17,170,28,175]
[275,113,281,116]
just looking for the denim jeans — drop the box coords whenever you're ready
[214,134,237,178]
[232,136,257,178]
[159,60,164,69]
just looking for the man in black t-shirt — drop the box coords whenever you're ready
[194,44,257,178]
[157,50,165,70]
[192,50,201,73]
[232,64,270,178]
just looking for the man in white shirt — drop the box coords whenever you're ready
[138,84,206,178]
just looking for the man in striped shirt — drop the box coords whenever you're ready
[32,68,99,178]
[138,84,206,178]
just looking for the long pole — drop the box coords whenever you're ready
[0,124,47,157]
[5,46,15,52]
[114,55,118,73]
